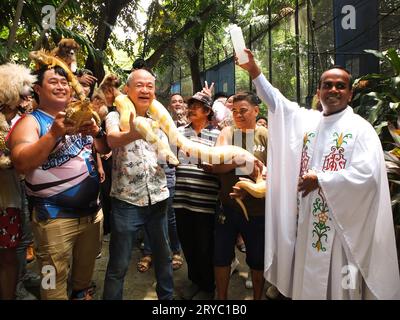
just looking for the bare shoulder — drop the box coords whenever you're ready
[216,126,233,146]
[220,125,233,136]
[256,125,268,137]
[8,114,39,148]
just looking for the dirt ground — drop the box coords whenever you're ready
[92,240,259,300]
[27,238,263,300]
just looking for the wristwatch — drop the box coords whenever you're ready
[95,128,106,139]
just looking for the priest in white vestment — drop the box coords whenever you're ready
[238,49,400,300]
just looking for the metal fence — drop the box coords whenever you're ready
[170,0,400,107]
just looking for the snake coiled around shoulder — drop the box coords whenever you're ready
[114,95,267,219]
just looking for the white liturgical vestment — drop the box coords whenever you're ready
[253,73,400,300]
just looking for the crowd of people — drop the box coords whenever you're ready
[0,43,399,300]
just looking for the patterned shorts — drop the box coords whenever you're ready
[0,207,21,249]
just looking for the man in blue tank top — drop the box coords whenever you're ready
[8,65,110,300]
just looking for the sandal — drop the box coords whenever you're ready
[137,255,152,273]
[172,253,183,271]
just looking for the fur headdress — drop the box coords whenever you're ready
[0,63,37,111]
[99,74,121,92]
[51,38,80,72]
[0,63,36,166]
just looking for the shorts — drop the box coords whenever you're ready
[214,205,265,270]
[0,207,22,249]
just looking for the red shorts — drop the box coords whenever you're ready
[0,207,22,249]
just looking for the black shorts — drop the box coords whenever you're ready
[214,204,265,270]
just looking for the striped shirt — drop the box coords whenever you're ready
[173,123,220,214]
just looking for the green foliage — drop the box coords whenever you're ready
[144,1,231,75]
[0,0,138,76]
[1,0,303,91]
[384,125,400,225]
[352,48,400,224]
[0,0,96,64]
[352,49,400,141]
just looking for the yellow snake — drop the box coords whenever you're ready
[114,95,179,166]
[115,95,267,219]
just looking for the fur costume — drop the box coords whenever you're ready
[91,89,109,121]
[51,38,80,73]
[0,63,37,168]
[0,63,36,110]
[99,74,120,92]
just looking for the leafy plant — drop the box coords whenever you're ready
[352,49,400,138]
[385,124,400,225]
[352,48,400,224]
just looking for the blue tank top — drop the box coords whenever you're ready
[25,109,100,220]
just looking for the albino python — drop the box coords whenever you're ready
[114,95,179,166]
[28,50,266,217]
[115,95,267,219]
[29,50,100,131]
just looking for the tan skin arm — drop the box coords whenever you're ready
[9,112,110,175]
[205,127,240,173]
[9,112,73,174]
[229,161,265,200]
[202,127,264,174]
[78,73,97,86]
[96,152,106,183]
[106,112,143,149]
[236,49,262,80]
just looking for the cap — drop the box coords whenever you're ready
[187,92,212,109]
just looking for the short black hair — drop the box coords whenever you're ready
[318,65,353,89]
[213,92,228,102]
[232,91,261,106]
[131,58,156,79]
[33,65,68,103]
[205,106,214,121]
[256,115,267,122]
[170,93,183,100]
[76,68,93,77]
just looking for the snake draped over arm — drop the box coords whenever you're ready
[28,49,267,219]
[114,94,267,220]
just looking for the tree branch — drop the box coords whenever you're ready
[145,2,217,68]
[33,0,70,50]
[85,0,134,81]
[6,0,24,59]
